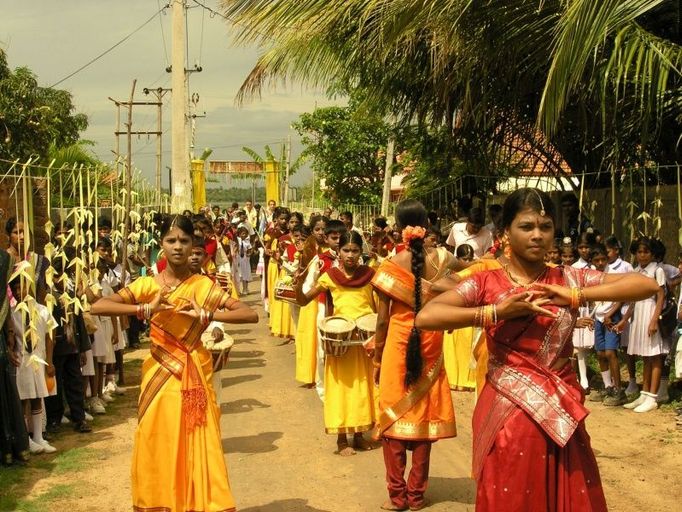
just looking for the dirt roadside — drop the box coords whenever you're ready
[3,291,681,511]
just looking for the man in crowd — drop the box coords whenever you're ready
[560,193,592,243]
[244,200,258,229]
[446,207,493,258]
[484,204,503,235]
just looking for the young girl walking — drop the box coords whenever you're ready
[90,214,258,512]
[372,199,456,511]
[9,277,58,454]
[297,230,376,455]
[624,236,667,413]
[572,232,595,390]
[294,215,327,386]
[235,226,253,295]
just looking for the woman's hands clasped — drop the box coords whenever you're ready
[496,290,556,321]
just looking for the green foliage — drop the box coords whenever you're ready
[0,49,88,162]
[223,0,682,192]
[292,103,390,204]
[206,186,266,205]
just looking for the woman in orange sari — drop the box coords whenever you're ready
[417,188,658,511]
[91,215,258,512]
[372,199,456,511]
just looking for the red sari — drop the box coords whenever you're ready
[455,266,607,512]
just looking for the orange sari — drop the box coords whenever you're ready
[371,259,456,441]
[118,275,235,512]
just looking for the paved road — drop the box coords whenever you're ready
[218,291,477,512]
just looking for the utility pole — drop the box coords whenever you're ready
[109,95,164,206]
[381,122,396,217]
[171,0,190,212]
[143,87,170,207]
[284,134,291,207]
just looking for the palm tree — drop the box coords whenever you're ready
[221,0,681,189]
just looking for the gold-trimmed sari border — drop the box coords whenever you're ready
[133,506,236,512]
[325,423,374,435]
[373,353,444,440]
[383,419,456,440]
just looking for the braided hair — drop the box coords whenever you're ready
[395,199,429,387]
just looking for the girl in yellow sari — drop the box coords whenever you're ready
[297,230,377,456]
[91,215,258,512]
[294,215,327,385]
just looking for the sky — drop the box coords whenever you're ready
[0,0,339,189]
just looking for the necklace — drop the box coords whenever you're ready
[424,248,440,273]
[504,264,547,289]
[161,270,191,291]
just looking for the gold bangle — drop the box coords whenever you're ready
[372,360,381,368]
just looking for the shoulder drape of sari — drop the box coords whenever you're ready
[120,275,236,512]
[371,259,456,441]
[455,266,607,511]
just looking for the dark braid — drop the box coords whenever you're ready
[405,236,425,387]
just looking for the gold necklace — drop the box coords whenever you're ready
[504,264,547,288]
[161,270,191,291]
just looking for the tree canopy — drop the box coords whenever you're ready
[222,0,682,193]
[0,48,88,163]
[292,101,390,204]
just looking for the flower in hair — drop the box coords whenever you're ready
[402,225,426,243]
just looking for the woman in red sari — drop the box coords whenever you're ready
[416,188,658,511]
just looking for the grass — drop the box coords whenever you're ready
[9,484,77,512]
[0,352,145,512]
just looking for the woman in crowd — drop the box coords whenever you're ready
[416,188,659,511]
[294,215,327,386]
[371,199,456,511]
[90,214,258,512]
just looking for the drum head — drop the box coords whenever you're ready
[318,315,356,334]
[356,313,378,333]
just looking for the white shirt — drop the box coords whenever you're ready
[245,207,258,229]
[446,222,493,258]
[238,220,255,237]
[607,257,634,317]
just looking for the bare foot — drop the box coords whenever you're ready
[336,443,356,456]
[353,436,376,451]
[409,499,429,511]
[381,500,407,511]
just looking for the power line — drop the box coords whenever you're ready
[157,0,171,66]
[190,0,273,39]
[49,5,168,88]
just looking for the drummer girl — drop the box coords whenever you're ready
[297,230,377,455]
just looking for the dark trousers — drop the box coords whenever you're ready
[382,438,433,509]
[127,316,143,348]
[45,353,86,425]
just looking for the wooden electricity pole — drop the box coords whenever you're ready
[119,79,137,286]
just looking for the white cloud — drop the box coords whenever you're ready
[0,0,344,190]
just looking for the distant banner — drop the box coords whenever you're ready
[209,161,264,174]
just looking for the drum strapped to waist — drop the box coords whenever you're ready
[355,313,377,351]
[318,316,360,357]
[201,331,235,372]
[274,280,297,304]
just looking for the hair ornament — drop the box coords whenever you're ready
[402,225,426,243]
[532,189,546,217]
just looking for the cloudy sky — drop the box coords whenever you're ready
[1,0,339,188]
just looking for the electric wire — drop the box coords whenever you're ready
[49,5,168,88]
[157,0,171,67]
